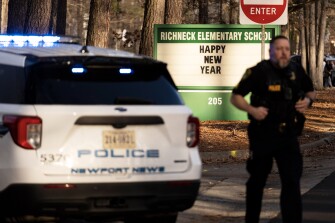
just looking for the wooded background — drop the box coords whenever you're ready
[0,0,334,90]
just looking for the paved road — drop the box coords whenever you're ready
[177,149,335,223]
[270,171,335,223]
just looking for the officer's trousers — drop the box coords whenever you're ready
[245,125,303,223]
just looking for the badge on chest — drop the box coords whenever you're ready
[268,84,281,92]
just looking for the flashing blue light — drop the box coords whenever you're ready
[72,66,87,74]
[42,36,61,43]
[119,68,133,75]
[0,35,61,45]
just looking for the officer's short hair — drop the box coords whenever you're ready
[270,35,289,46]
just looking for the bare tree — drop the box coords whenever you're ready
[216,0,239,24]
[0,0,8,33]
[50,0,58,34]
[281,22,289,37]
[303,1,309,73]
[220,0,229,24]
[316,0,329,89]
[66,0,89,44]
[76,0,85,43]
[295,0,329,89]
[50,0,67,35]
[300,6,307,72]
[86,0,113,48]
[57,0,67,35]
[229,0,239,24]
[0,0,2,32]
[24,0,52,34]
[165,0,183,24]
[198,0,208,23]
[308,2,317,87]
[315,0,320,44]
[218,0,223,23]
[7,0,28,34]
[139,0,165,56]
[7,0,67,35]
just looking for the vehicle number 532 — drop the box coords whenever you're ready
[208,97,222,105]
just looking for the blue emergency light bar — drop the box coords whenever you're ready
[0,35,79,46]
[0,35,60,43]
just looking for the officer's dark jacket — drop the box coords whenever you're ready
[233,60,314,133]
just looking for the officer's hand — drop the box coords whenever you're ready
[249,106,268,121]
[295,98,309,113]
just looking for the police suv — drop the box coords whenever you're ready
[0,35,201,222]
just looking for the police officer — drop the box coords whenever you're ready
[230,35,315,223]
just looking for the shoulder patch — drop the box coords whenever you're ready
[241,68,252,80]
[289,71,296,80]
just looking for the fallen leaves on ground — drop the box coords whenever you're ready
[199,88,335,155]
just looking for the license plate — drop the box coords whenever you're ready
[103,130,136,149]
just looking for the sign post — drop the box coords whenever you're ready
[239,0,288,59]
[261,25,265,60]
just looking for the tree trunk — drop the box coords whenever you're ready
[0,0,2,32]
[139,0,165,56]
[308,2,318,89]
[76,0,84,43]
[50,0,58,34]
[49,0,67,35]
[165,0,182,24]
[316,0,328,89]
[303,2,309,71]
[86,0,113,48]
[315,0,320,44]
[218,0,222,23]
[7,0,27,34]
[300,6,307,73]
[24,0,52,34]
[229,0,239,24]
[1,0,7,33]
[198,0,208,24]
[56,0,67,35]
[281,24,289,37]
[220,0,229,24]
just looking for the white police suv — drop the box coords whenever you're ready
[0,35,201,222]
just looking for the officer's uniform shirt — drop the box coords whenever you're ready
[233,60,314,123]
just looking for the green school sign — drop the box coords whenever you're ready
[154,24,279,120]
